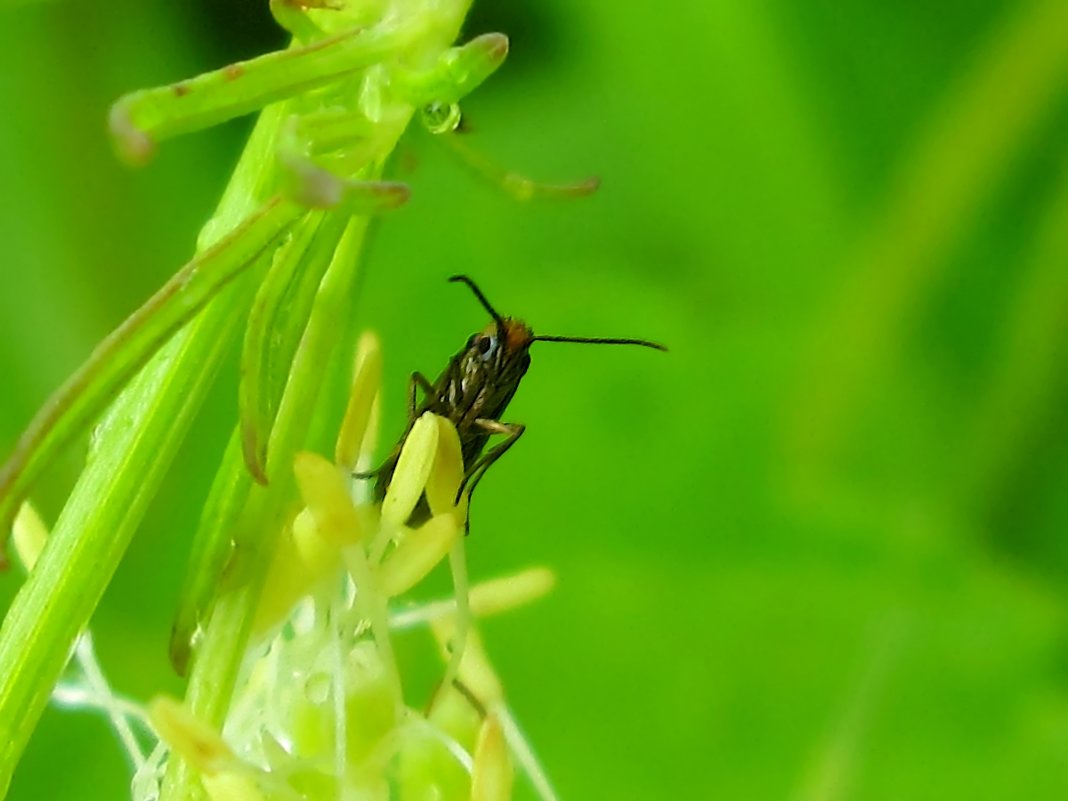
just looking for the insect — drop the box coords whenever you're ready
[361,275,666,526]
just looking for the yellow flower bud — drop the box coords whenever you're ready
[425,414,465,518]
[293,451,363,546]
[378,514,460,597]
[12,502,48,572]
[381,412,438,526]
[335,331,382,471]
[471,715,513,801]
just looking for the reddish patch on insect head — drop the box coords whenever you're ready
[224,63,245,81]
[502,319,533,351]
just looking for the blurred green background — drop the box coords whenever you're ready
[2,0,1068,798]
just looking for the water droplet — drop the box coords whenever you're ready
[187,623,205,653]
[89,421,105,456]
[421,101,462,135]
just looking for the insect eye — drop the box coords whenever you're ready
[476,335,497,360]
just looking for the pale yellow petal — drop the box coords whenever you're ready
[202,773,269,801]
[381,412,438,526]
[469,567,556,618]
[429,625,504,706]
[335,331,382,471]
[150,698,268,801]
[294,451,363,546]
[425,415,464,517]
[12,501,48,572]
[148,696,234,773]
[470,715,513,801]
[252,512,325,637]
[378,514,460,597]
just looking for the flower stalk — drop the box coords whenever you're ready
[0,0,607,796]
[143,331,560,800]
[0,0,508,794]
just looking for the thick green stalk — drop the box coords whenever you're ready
[0,195,303,537]
[0,2,483,797]
[161,215,371,801]
[163,81,420,801]
[0,102,285,796]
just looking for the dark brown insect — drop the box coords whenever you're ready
[361,275,666,526]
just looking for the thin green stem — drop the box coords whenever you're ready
[439,539,470,696]
[109,17,427,161]
[240,211,328,483]
[168,430,248,677]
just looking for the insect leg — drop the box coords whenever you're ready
[409,371,437,420]
[352,464,390,480]
[458,420,525,503]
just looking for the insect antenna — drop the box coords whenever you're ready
[532,334,667,352]
[448,274,505,328]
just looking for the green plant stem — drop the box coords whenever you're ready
[0,102,285,797]
[111,18,426,148]
[161,212,372,801]
[0,195,303,540]
[170,210,344,674]
[161,36,456,799]
[0,2,480,795]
